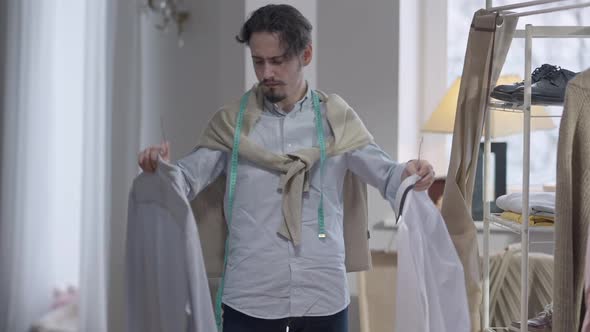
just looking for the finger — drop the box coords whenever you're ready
[414,178,431,191]
[139,150,149,171]
[418,165,432,177]
[141,150,154,172]
[415,160,430,175]
[414,179,427,191]
[161,141,170,160]
[146,148,155,171]
[405,160,418,175]
[149,148,159,169]
[149,147,159,161]
[138,151,144,167]
[415,161,423,172]
[414,172,434,191]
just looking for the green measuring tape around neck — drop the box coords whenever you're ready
[312,91,327,239]
[214,89,327,331]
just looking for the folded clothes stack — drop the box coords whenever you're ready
[500,211,554,226]
[491,64,578,105]
[495,192,556,226]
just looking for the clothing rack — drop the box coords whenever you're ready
[481,2,590,332]
[487,0,568,12]
[486,0,590,17]
[503,2,590,17]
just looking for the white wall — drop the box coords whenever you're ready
[398,0,421,164]
[317,0,401,240]
[0,1,5,163]
[140,0,245,158]
[398,0,448,177]
[416,0,449,177]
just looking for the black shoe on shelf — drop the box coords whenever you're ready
[491,64,557,103]
[490,64,578,105]
[512,66,577,105]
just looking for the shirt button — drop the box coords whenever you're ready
[288,143,293,148]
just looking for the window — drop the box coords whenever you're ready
[447,0,590,188]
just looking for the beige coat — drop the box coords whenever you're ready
[190,85,376,280]
[553,68,590,332]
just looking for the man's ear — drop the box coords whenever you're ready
[302,43,313,66]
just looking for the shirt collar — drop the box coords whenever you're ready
[263,83,312,116]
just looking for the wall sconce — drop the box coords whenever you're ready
[143,0,190,47]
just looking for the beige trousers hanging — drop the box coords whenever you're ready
[440,9,517,331]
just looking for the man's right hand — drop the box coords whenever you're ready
[138,141,170,173]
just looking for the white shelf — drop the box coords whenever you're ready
[488,100,564,118]
[488,213,554,235]
[488,100,525,112]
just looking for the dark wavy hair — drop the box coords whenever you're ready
[236,4,312,58]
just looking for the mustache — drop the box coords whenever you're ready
[262,80,285,86]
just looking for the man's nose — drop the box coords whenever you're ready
[262,64,274,80]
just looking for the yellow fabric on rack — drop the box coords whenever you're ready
[500,211,554,226]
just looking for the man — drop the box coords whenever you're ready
[138,4,434,332]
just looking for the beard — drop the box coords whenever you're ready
[261,79,287,103]
[263,87,287,103]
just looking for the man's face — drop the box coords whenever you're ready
[249,32,310,103]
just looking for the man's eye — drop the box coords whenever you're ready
[254,61,264,66]
[271,60,283,65]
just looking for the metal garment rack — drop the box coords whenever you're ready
[486,0,590,16]
[481,24,590,332]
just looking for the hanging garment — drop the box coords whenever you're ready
[554,68,590,332]
[394,175,470,332]
[126,159,216,332]
[583,221,590,332]
[440,10,518,330]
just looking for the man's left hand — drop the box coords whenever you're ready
[402,159,435,191]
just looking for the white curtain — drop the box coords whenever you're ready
[0,2,62,331]
[0,1,141,331]
[80,1,142,331]
[78,1,110,330]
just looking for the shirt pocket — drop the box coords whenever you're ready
[301,186,342,223]
[284,116,315,152]
[307,154,346,193]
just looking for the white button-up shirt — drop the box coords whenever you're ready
[176,87,405,319]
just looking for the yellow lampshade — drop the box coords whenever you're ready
[422,75,556,138]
